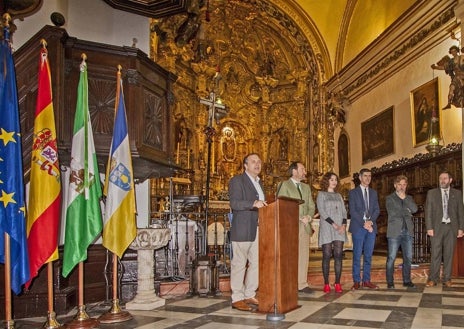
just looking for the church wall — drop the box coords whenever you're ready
[14,0,150,54]
[337,35,463,186]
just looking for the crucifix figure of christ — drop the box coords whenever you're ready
[200,90,226,130]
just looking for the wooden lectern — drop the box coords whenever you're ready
[258,196,301,314]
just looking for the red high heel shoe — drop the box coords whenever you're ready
[334,283,343,293]
[323,284,331,293]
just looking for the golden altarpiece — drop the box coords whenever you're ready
[147,0,339,209]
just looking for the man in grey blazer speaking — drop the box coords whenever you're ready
[425,170,464,287]
[228,153,267,311]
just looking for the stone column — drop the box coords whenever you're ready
[125,228,171,311]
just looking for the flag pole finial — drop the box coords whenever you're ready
[40,39,47,48]
[117,64,122,72]
[2,13,11,27]
[81,53,87,61]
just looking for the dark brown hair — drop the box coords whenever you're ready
[320,172,339,192]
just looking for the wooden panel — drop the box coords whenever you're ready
[14,25,178,182]
[0,245,107,319]
[258,197,299,314]
[368,144,462,257]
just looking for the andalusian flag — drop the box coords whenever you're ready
[62,56,102,278]
[26,44,61,288]
[0,24,30,294]
[102,68,136,258]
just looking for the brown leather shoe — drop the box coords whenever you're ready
[443,280,453,288]
[244,297,259,305]
[362,281,379,289]
[232,300,252,311]
[425,280,437,287]
[351,282,360,290]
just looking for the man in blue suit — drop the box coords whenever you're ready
[348,168,380,290]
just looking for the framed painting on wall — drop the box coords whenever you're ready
[361,106,394,164]
[410,77,440,146]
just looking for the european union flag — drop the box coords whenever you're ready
[0,25,30,294]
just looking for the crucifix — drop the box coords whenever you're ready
[200,91,226,128]
[199,73,228,256]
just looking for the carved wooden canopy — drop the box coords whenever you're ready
[101,0,189,18]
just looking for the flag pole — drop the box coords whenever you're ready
[30,38,62,329]
[43,262,61,329]
[62,262,99,329]
[99,64,134,323]
[62,53,101,328]
[98,253,132,323]
[4,233,14,329]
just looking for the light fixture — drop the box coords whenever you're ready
[425,108,443,156]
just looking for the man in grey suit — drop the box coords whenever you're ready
[385,175,418,289]
[277,161,315,294]
[228,153,267,311]
[425,170,464,287]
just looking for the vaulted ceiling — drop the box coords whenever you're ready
[295,0,416,72]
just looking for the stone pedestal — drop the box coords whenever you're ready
[125,228,171,310]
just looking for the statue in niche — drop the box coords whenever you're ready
[174,113,190,149]
[221,127,236,162]
[274,127,288,160]
[226,66,239,84]
[265,157,274,176]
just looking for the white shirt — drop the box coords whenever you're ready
[246,172,265,201]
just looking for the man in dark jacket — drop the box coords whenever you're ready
[228,153,267,311]
[385,175,418,289]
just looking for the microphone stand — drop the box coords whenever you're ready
[266,190,285,321]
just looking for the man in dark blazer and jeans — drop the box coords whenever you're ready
[425,170,464,287]
[349,168,380,290]
[228,153,267,311]
[385,175,418,289]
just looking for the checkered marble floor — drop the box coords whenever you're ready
[14,278,464,329]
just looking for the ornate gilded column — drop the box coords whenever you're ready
[125,228,171,311]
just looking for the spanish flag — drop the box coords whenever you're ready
[26,44,61,288]
[102,67,136,258]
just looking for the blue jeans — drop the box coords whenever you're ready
[386,229,413,284]
[352,228,376,283]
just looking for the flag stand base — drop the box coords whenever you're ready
[62,305,99,329]
[43,311,62,329]
[61,318,99,329]
[98,299,133,324]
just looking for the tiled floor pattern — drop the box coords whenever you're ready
[13,278,464,329]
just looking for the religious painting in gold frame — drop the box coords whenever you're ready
[361,106,394,164]
[410,77,440,147]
